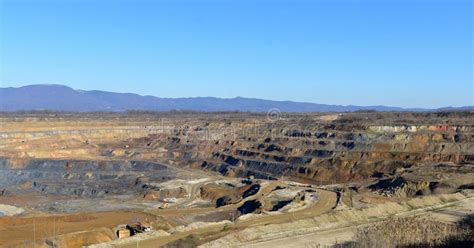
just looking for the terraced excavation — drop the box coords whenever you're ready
[0,111,473,247]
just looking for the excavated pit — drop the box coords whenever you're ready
[0,157,182,200]
[0,112,472,247]
[1,111,473,193]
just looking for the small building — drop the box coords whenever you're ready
[116,224,131,238]
[115,221,153,238]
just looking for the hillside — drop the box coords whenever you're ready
[1,84,458,112]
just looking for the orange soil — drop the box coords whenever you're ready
[0,211,156,247]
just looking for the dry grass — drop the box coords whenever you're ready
[344,214,473,248]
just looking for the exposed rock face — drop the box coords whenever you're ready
[0,111,472,194]
[142,187,188,200]
[242,184,260,198]
[1,112,471,248]
[238,200,262,215]
[169,112,473,184]
[261,187,313,212]
[368,177,435,197]
[0,158,178,197]
[199,181,261,207]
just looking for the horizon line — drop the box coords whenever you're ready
[1,83,472,110]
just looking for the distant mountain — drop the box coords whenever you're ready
[0,84,471,112]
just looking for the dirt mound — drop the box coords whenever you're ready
[261,187,319,212]
[200,181,261,207]
[261,187,299,211]
[368,177,453,197]
[53,227,115,248]
[142,187,188,200]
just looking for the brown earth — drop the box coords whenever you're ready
[0,111,472,247]
[0,211,156,247]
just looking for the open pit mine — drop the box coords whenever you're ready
[0,111,473,247]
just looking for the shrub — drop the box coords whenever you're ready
[349,214,473,248]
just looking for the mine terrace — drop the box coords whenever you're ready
[0,111,473,247]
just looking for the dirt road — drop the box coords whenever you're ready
[116,189,337,247]
[237,196,474,248]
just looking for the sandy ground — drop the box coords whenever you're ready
[0,204,24,216]
[235,195,474,248]
[0,181,332,247]
[0,211,156,247]
[242,226,355,248]
[1,114,472,247]
[113,189,337,248]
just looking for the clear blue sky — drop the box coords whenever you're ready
[1,0,472,108]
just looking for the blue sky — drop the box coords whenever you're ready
[1,0,472,108]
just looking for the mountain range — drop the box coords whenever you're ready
[0,84,471,112]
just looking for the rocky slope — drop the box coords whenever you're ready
[0,111,472,247]
[1,111,472,188]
